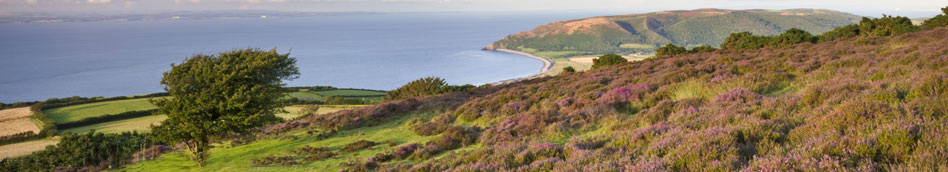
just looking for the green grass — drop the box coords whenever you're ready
[61,115,167,134]
[44,98,158,124]
[121,112,438,172]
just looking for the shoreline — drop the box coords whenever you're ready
[486,48,554,84]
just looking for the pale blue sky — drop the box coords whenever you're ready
[1,0,945,17]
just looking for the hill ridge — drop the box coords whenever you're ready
[488,8,860,58]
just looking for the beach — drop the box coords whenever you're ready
[487,49,554,84]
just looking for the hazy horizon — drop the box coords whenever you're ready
[1,0,945,18]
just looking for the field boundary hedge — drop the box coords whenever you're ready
[57,109,158,130]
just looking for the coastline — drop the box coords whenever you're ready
[486,48,554,84]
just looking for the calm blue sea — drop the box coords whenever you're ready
[0,12,601,103]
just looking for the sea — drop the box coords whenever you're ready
[0,11,605,103]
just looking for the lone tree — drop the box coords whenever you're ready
[591,54,628,69]
[151,48,299,165]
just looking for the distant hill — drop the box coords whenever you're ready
[487,8,860,57]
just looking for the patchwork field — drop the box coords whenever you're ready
[44,98,158,124]
[60,115,167,134]
[0,107,40,137]
[0,139,57,159]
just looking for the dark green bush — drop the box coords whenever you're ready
[592,54,628,69]
[340,140,379,153]
[385,77,446,101]
[655,44,687,58]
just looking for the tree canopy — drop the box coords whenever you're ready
[150,48,299,165]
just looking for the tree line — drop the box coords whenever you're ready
[653,8,948,58]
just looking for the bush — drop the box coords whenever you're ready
[340,140,379,153]
[385,77,447,101]
[721,32,772,50]
[655,44,687,58]
[591,54,628,69]
[770,28,816,48]
[251,155,299,166]
[562,66,576,73]
[921,7,948,30]
[291,145,335,161]
[689,45,717,53]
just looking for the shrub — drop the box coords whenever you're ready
[921,6,948,30]
[291,145,335,161]
[689,45,717,53]
[340,140,379,153]
[655,44,687,58]
[591,54,627,69]
[562,66,576,73]
[393,143,420,160]
[385,77,447,101]
[251,155,299,166]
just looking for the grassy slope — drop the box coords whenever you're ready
[122,112,438,172]
[44,98,157,124]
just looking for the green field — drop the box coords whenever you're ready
[44,98,158,124]
[276,105,368,120]
[121,112,438,172]
[61,115,167,134]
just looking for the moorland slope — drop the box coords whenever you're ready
[123,26,948,171]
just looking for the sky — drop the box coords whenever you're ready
[0,0,945,17]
